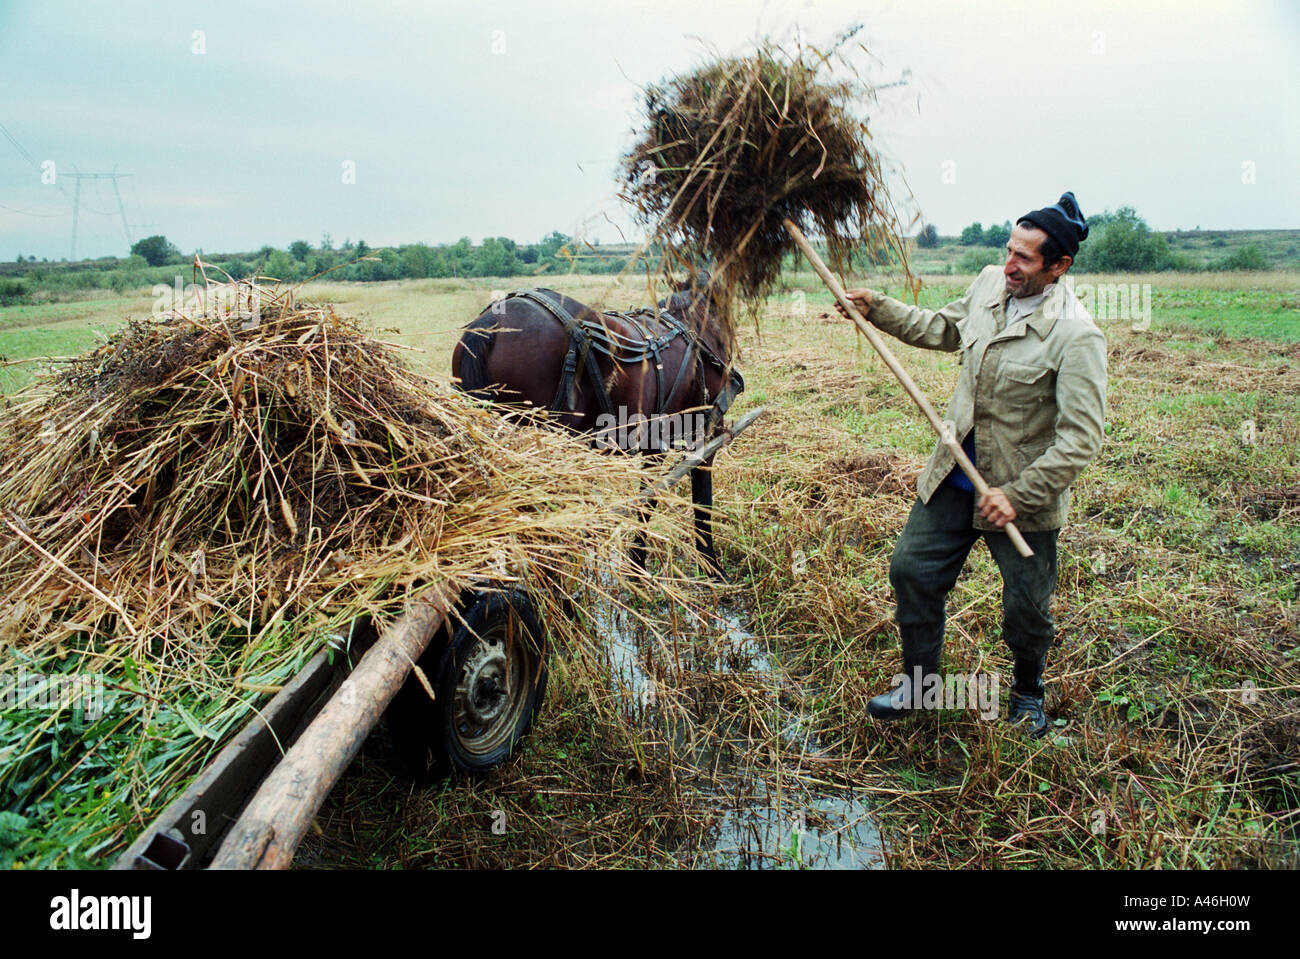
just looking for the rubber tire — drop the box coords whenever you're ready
[388,589,547,781]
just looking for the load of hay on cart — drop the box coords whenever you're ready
[0,276,759,870]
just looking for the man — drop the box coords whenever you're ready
[837,192,1107,738]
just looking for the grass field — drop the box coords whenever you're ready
[2,269,1296,868]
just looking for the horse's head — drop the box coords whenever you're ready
[660,267,743,431]
[662,268,731,363]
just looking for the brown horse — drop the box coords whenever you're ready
[450,275,743,577]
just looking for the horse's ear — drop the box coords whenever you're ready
[676,267,712,292]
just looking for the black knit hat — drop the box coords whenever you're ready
[1019,192,1089,259]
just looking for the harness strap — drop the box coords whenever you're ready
[509,289,616,420]
[505,288,744,437]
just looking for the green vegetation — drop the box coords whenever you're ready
[0,231,650,308]
[4,266,1292,869]
[1073,207,1177,272]
[960,220,1011,247]
[129,234,181,267]
[915,214,1297,275]
[6,207,1295,313]
[957,247,1002,273]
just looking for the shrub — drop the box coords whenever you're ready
[222,258,253,280]
[1217,245,1268,271]
[0,278,29,305]
[1072,207,1173,272]
[958,248,1002,273]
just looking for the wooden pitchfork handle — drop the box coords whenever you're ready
[782,218,1034,558]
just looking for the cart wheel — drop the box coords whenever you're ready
[389,589,547,780]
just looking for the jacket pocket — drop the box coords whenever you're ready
[956,318,978,365]
[1000,360,1052,386]
[998,361,1056,445]
[1017,438,1053,470]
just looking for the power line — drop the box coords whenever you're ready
[0,200,65,218]
[2,118,141,257]
[65,171,133,260]
[0,119,40,169]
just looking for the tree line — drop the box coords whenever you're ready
[0,232,646,305]
[916,208,1275,272]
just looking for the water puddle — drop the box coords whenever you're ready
[581,564,886,869]
[709,794,884,870]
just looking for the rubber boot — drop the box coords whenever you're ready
[867,655,939,721]
[1007,656,1048,738]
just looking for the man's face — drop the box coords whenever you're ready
[1004,224,1070,298]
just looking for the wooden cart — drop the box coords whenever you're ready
[112,407,763,871]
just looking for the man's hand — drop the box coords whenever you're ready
[835,288,876,320]
[979,487,1017,528]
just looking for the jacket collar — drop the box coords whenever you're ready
[985,280,1064,340]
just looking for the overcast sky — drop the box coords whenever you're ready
[2,0,1296,260]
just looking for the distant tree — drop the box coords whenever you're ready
[266,250,301,281]
[310,249,337,276]
[983,220,1011,247]
[916,224,939,249]
[356,248,404,281]
[257,245,277,262]
[401,244,438,279]
[354,240,370,259]
[539,231,570,259]
[474,237,519,277]
[1072,207,1173,272]
[130,234,181,267]
[320,232,334,251]
[223,257,252,279]
[289,240,312,261]
[960,222,984,246]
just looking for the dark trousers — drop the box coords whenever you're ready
[888,484,1059,693]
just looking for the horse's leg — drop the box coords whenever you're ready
[691,455,725,580]
[630,450,662,572]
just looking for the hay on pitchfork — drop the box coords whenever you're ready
[0,275,702,864]
[621,32,910,317]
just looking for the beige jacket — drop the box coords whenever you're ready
[865,265,1107,531]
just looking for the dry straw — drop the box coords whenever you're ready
[620,29,912,323]
[0,274,705,862]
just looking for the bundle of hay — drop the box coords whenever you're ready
[621,32,907,312]
[0,278,694,866]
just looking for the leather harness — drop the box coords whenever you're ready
[504,288,745,438]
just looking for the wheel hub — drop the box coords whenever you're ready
[462,642,510,725]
